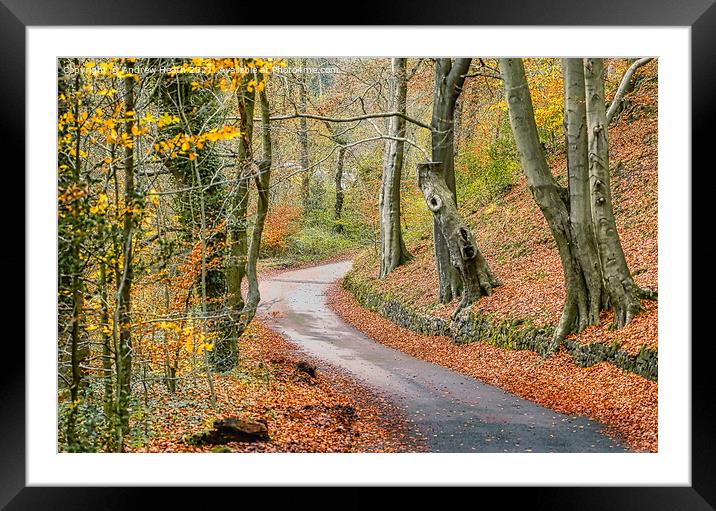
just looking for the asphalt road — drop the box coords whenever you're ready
[258,260,628,453]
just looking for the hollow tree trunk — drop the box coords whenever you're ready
[333,144,346,233]
[431,58,472,302]
[584,58,645,327]
[563,58,603,328]
[379,57,411,277]
[417,162,499,318]
[501,58,599,349]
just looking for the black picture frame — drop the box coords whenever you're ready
[4,0,708,508]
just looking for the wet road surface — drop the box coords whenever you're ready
[258,260,628,453]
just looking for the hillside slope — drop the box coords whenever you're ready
[350,65,658,356]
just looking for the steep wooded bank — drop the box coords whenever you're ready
[343,61,658,374]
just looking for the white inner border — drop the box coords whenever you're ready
[27,27,691,486]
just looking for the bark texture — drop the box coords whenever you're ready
[379,57,411,277]
[417,162,499,318]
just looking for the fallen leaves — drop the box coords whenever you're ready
[127,320,415,453]
[328,283,658,452]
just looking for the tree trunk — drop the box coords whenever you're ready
[116,74,137,447]
[238,87,273,327]
[431,58,472,302]
[298,58,311,214]
[223,77,256,371]
[584,58,645,327]
[333,144,346,234]
[67,59,84,448]
[563,58,603,328]
[501,58,599,349]
[417,162,499,318]
[379,57,411,277]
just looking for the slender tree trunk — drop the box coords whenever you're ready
[193,157,217,410]
[584,58,646,327]
[379,57,411,277]
[235,87,273,335]
[223,77,256,371]
[431,58,472,302]
[417,162,499,318]
[115,74,137,448]
[66,63,84,448]
[333,144,346,234]
[99,262,113,416]
[501,58,598,349]
[298,58,311,214]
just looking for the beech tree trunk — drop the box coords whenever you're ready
[431,58,472,302]
[418,162,499,318]
[563,58,603,328]
[501,58,600,348]
[379,57,411,277]
[584,58,645,327]
[159,67,233,372]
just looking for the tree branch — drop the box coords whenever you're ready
[606,57,654,124]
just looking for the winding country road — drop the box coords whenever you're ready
[258,260,628,453]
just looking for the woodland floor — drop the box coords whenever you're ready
[128,319,415,453]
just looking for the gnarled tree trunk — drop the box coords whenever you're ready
[431,58,472,303]
[417,162,499,318]
[379,57,411,277]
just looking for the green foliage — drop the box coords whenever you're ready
[57,381,112,453]
[286,225,356,261]
[457,118,519,209]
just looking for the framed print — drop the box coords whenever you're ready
[5,0,711,508]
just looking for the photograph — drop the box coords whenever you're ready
[56,56,660,455]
